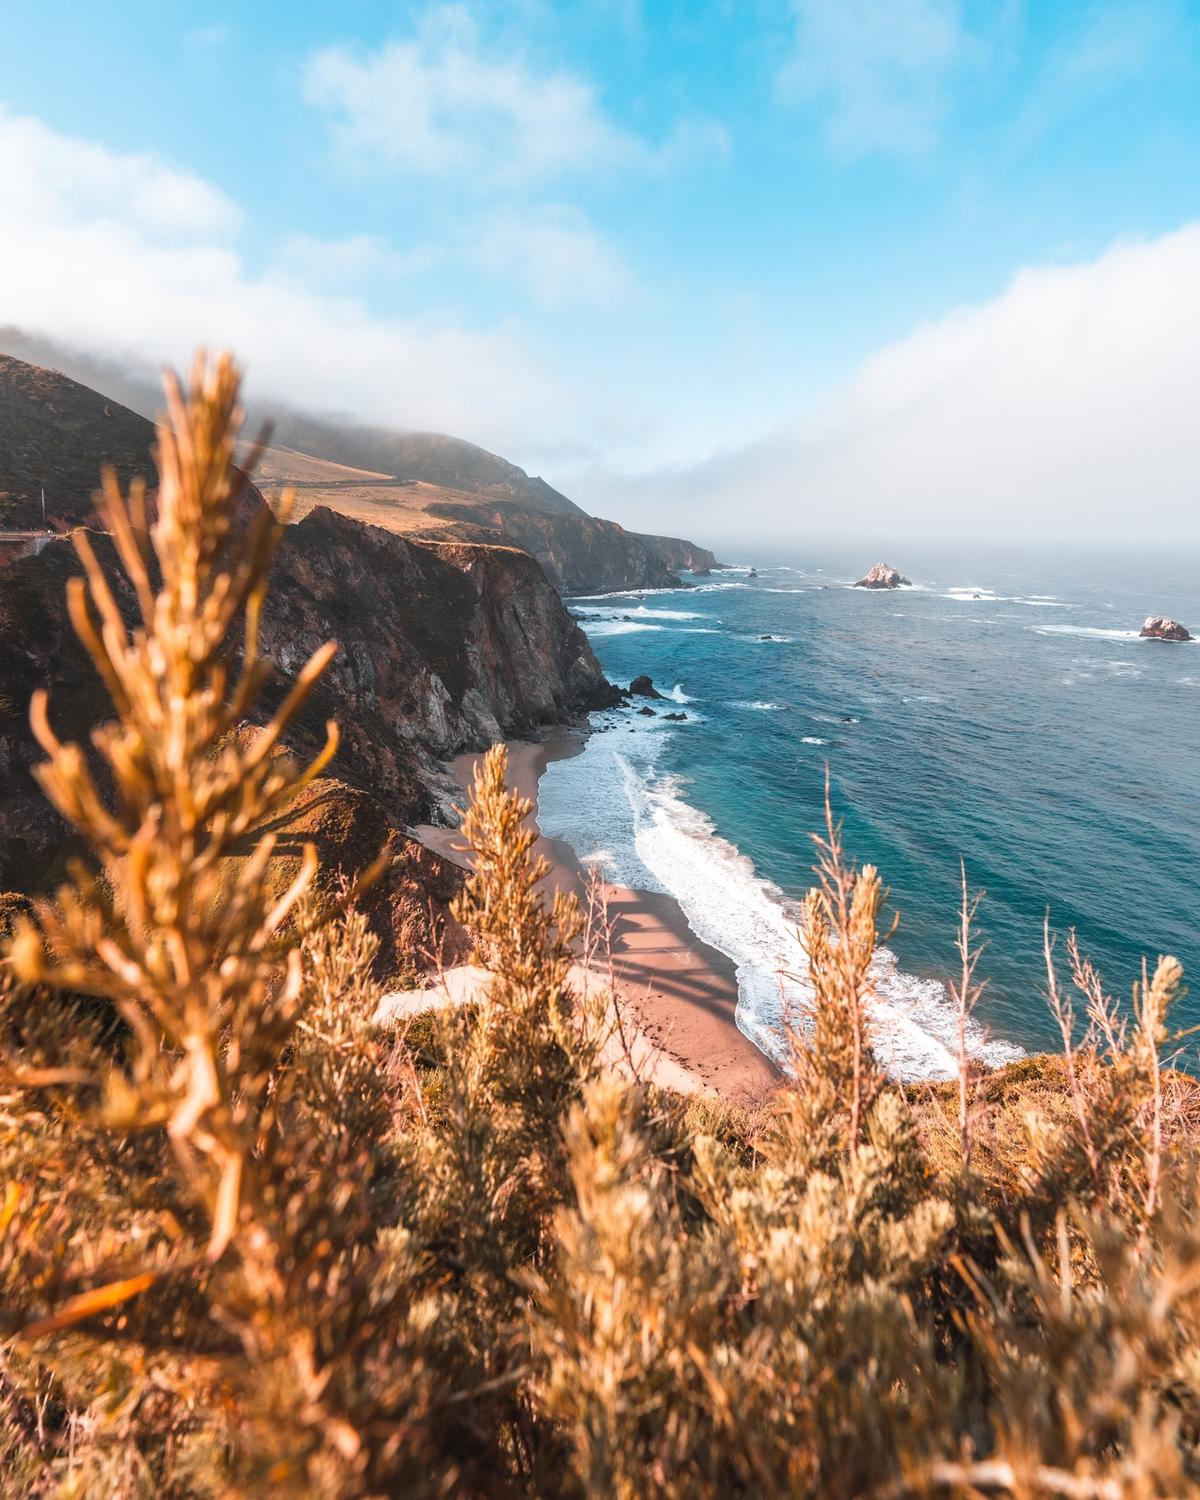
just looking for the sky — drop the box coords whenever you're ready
[1,0,1199,544]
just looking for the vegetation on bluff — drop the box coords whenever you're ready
[1,355,1199,1497]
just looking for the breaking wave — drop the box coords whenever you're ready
[538,729,1023,1082]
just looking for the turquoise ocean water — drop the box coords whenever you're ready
[537,546,1199,1079]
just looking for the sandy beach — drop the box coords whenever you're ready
[411,733,781,1107]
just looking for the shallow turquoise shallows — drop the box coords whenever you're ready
[537,545,1199,1079]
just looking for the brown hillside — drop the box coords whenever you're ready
[261,413,587,517]
[0,354,158,530]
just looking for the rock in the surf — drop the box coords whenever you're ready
[629,674,665,698]
[1140,616,1192,641]
[854,562,911,589]
[663,711,688,721]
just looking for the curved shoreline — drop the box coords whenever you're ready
[413,732,782,1108]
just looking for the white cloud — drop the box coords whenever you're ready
[778,0,972,156]
[0,105,239,239]
[599,224,1200,545]
[302,4,725,188]
[472,205,630,307]
[0,106,577,454]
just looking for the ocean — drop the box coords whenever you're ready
[537,545,1200,1080]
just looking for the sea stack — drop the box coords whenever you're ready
[854,562,911,590]
[1140,616,1192,641]
[628,674,666,699]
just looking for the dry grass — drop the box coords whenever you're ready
[2,351,1199,1497]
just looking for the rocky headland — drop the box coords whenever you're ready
[632,533,723,576]
[0,355,632,976]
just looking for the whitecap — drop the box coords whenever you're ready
[569,585,693,602]
[801,736,826,745]
[669,683,693,704]
[1032,624,1139,640]
[731,701,784,711]
[581,620,665,637]
[584,604,704,622]
[943,586,1071,608]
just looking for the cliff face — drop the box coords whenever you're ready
[0,508,613,913]
[262,507,614,800]
[425,499,682,594]
[633,533,722,576]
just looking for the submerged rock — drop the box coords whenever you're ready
[629,674,665,698]
[854,562,911,590]
[1140,616,1192,641]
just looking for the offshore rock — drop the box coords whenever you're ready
[854,562,911,589]
[628,675,665,699]
[1140,616,1192,641]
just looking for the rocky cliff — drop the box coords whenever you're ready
[0,508,613,885]
[0,462,620,982]
[263,507,616,799]
[633,532,722,576]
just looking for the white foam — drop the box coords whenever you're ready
[569,586,692,601]
[584,604,704,621]
[942,586,1071,607]
[581,620,664,637]
[623,769,1023,1081]
[801,736,826,745]
[633,605,704,621]
[669,683,694,704]
[731,700,784,711]
[1032,624,1138,640]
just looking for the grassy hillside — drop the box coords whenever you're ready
[259,413,586,517]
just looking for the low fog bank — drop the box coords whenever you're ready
[569,223,1200,551]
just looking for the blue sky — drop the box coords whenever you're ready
[2,1,1199,539]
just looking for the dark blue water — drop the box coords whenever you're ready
[538,546,1199,1076]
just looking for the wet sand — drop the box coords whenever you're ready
[412,734,781,1107]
